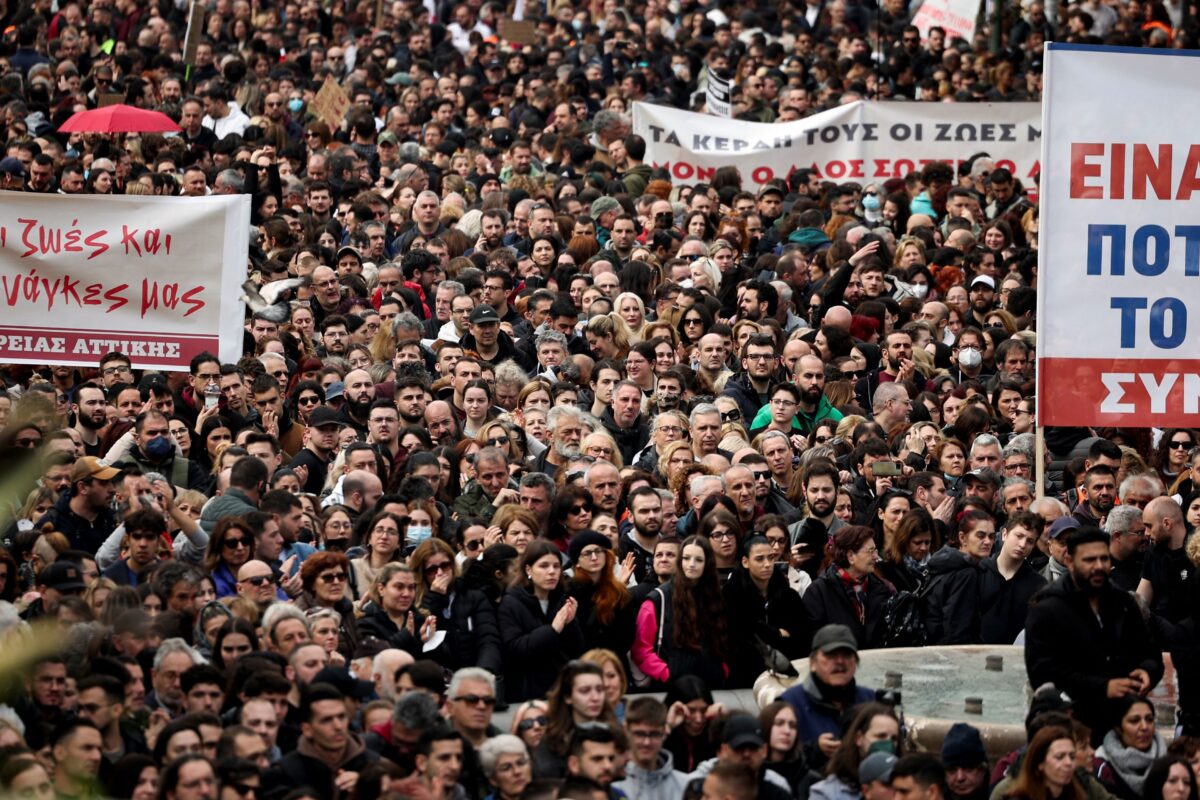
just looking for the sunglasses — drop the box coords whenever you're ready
[465,539,484,551]
[517,716,548,732]
[319,572,348,583]
[1170,441,1193,449]
[569,504,591,514]
[486,435,509,446]
[720,409,741,422]
[424,561,454,576]
[223,537,250,549]
[454,693,496,707]
[242,575,276,587]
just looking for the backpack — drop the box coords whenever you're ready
[881,578,934,648]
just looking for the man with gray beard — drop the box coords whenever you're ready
[530,406,584,478]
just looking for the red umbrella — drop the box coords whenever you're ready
[58,104,181,134]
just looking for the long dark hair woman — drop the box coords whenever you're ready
[662,675,722,772]
[811,703,903,800]
[498,540,586,702]
[461,543,519,608]
[630,534,728,690]
[761,700,819,796]
[803,525,897,650]
[1095,695,1168,800]
[1143,755,1199,800]
[546,485,595,553]
[532,660,619,778]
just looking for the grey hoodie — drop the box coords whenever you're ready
[615,750,689,800]
[687,757,791,794]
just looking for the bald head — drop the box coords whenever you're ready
[823,305,852,332]
[237,560,273,581]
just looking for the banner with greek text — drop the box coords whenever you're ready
[633,100,1041,191]
[0,192,249,370]
[911,0,980,43]
[1037,44,1200,427]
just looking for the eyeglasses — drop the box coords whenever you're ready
[454,693,496,707]
[242,574,276,587]
[101,365,132,376]
[578,547,606,559]
[517,716,547,732]
[745,353,774,361]
[658,425,684,435]
[223,537,250,549]
[711,530,736,540]
[319,571,348,583]
[770,398,798,407]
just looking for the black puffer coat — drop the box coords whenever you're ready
[498,584,586,702]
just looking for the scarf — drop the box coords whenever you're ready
[836,567,868,624]
[1098,728,1166,795]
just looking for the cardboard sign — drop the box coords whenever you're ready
[312,75,351,129]
[498,19,538,46]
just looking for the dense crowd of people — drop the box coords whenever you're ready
[0,0,1196,799]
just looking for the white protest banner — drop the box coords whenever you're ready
[706,70,732,118]
[1038,44,1200,427]
[911,0,980,43]
[633,100,1040,191]
[0,193,248,370]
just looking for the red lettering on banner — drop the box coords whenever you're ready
[1068,143,1200,200]
[1040,357,1200,427]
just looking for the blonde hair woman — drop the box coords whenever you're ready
[614,293,647,342]
[585,313,632,360]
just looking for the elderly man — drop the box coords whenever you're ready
[780,625,875,768]
[531,406,583,478]
[453,447,518,523]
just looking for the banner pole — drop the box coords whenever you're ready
[1035,427,1046,501]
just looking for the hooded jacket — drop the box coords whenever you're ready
[614,750,689,800]
[922,544,985,645]
[460,329,534,372]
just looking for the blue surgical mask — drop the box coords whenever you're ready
[288,98,303,114]
[145,435,173,460]
[863,194,881,211]
[407,525,433,547]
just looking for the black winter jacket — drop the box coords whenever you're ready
[802,565,895,650]
[722,565,813,687]
[922,545,984,644]
[568,578,637,660]
[421,579,504,676]
[1025,572,1163,736]
[599,408,651,465]
[498,584,587,701]
[355,604,428,658]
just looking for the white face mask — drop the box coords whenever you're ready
[958,347,982,369]
[911,283,929,299]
